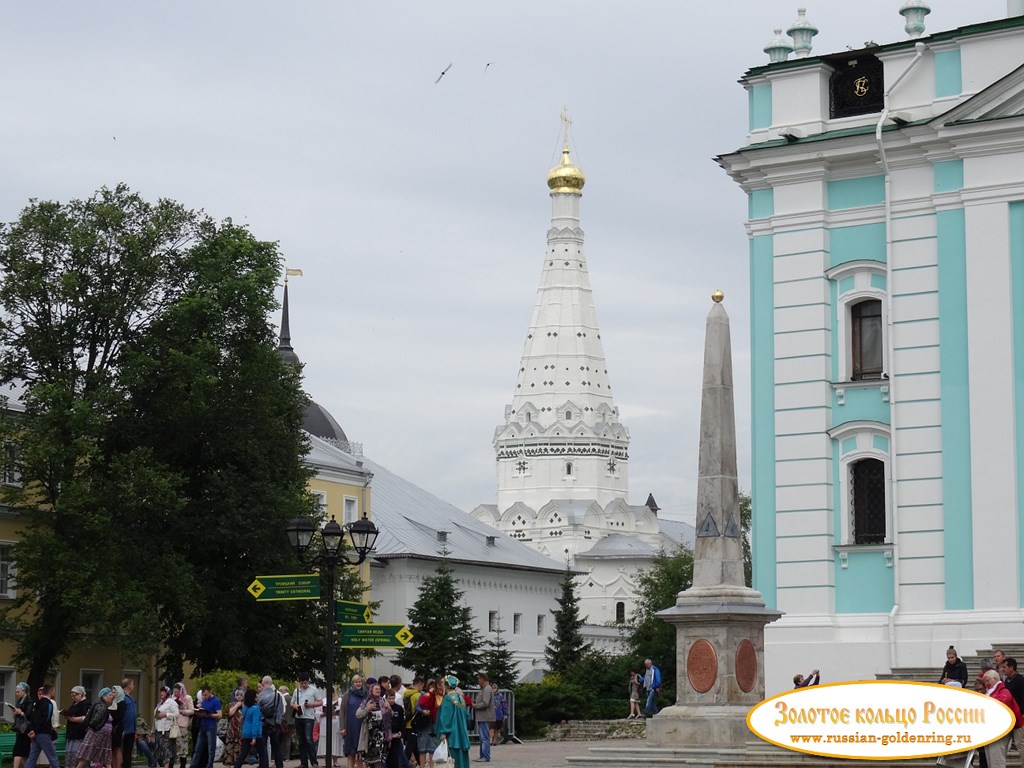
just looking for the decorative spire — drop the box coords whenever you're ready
[899,1,931,39]
[787,7,818,58]
[278,268,303,366]
[763,28,794,63]
[547,106,586,195]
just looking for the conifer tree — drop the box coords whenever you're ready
[396,547,483,682]
[544,564,591,675]
[481,616,518,689]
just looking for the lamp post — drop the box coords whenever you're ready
[286,514,379,768]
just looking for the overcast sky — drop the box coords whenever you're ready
[2,1,1009,525]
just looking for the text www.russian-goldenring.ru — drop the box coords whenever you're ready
[789,732,972,747]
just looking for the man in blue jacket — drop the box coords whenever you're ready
[642,659,661,718]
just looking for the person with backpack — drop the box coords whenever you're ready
[24,684,61,768]
[74,686,119,768]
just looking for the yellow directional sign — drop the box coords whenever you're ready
[338,623,414,648]
[247,574,320,601]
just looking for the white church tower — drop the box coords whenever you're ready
[472,113,691,632]
[495,114,630,515]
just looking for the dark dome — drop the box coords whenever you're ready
[303,401,349,443]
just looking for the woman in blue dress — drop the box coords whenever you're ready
[339,674,366,768]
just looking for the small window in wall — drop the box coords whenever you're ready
[81,670,103,702]
[536,614,545,635]
[851,458,886,544]
[851,299,883,380]
[615,602,626,624]
[312,491,327,517]
[565,462,573,477]
[488,611,499,632]
[513,613,522,634]
[0,544,16,599]
[0,668,13,722]
[565,410,572,421]
[343,496,358,525]
[1,443,22,487]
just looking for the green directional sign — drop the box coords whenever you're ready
[335,600,372,624]
[338,623,413,648]
[248,574,320,601]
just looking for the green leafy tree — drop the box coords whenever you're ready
[396,548,483,682]
[481,616,518,689]
[0,185,322,686]
[741,492,752,588]
[625,547,694,689]
[544,564,591,675]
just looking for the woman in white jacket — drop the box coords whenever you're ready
[153,687,180,768]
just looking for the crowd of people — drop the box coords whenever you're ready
[6,673,510,768]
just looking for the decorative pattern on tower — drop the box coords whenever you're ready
[494,109,629,512]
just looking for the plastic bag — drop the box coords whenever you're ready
[433,740,449,764]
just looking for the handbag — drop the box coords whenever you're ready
[169,721,181,739]
[433,740,449,764]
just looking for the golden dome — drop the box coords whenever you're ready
[712,289,725,303]
[547,147,586,195]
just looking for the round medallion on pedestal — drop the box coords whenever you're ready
[686,639,718,693]
[736,639,757,692]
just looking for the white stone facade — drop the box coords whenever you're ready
[719,10,1024,693]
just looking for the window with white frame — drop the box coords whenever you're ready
[0,544,16,599]
[829,422,891,547]
[343,496,358,525]
[536,614,545,635]
[312,490,327,518]
[615,601,626,624]
[0,668,14,722]
[826,261,888,383]
[1,443,22,487]
[81,670,103,702]
[488,611,499,632]
[513,613,522,634]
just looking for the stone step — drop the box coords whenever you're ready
[547,719,646,741]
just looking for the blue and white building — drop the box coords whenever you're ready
[718,3,1024,693]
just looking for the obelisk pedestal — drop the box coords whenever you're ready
[647,292,781,748]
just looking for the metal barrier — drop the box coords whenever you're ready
[463,686,521,745]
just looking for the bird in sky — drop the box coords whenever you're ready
[434,62,453,84]
[484,62,494,72]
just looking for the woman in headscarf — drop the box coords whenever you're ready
[110,685,126,768]
[10,682,32,768]
[355,682,390,768]
[172,682,194,768]
[316,686,341,767]
[434,677,469,768]
[153,686,180,768]
[338,675,365,768]
[222,688,245,766]
[75,686,119,768]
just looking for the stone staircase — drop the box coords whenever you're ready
[565,740,945,767]
[546,718,646,740]
[875,643,1024,683]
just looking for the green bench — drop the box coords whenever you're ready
[0,730,66,768]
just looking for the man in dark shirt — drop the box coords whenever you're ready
[25,683,60,768]
[1001,658,1024,767]
[62,685,92,768]
[190,685,223,768]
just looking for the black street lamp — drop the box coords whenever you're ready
[286,513,379,768]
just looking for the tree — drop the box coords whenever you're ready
[481,616,518,689]
[741,492,752,588]
[624,547,694,688]
[396,548,483,682]
[544,564,590,676]
[0,185,322,686]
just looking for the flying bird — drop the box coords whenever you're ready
[434,62,453,84]
[484,62,494,72]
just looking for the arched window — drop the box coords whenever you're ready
[851,458,886,544]
[615,601,625,624]
[851,299,883,380]
[565,410,572,421]
[565,462,573,476]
